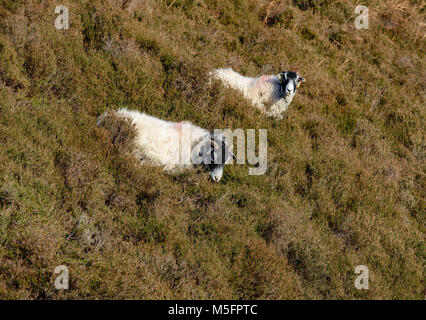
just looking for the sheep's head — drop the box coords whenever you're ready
[193,133,235,182]
[277,71,305,98]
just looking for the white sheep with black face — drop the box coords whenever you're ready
[97,108,235,182]
[210,68,305,119]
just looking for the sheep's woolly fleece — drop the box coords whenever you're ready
[211,68,297,118]
[105,108,211,172]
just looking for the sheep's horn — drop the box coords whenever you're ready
[211,140,220,149]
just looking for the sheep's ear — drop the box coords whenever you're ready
[296,77,305,89]
[277,72,286,81]
[211,140,220,149]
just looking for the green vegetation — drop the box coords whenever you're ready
[0,0,424,299]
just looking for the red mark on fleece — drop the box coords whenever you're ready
[255,75,274,94]
[173,122,183,137]
[259,75,272,82]
[256,75,274,89]
[174,121,192,138]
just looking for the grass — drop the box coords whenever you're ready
[0,0,424,299]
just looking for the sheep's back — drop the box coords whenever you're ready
[116,109,210,170]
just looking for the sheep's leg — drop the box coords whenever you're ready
[254,102,265,112]
[258,102,283,119]
[268,99,289,118]
[255,102,278,118]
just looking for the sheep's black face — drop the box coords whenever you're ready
[278,71,305,97]
[194,133,235,182]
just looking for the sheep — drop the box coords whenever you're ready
[210,68,305,119]
[97,108,235,182]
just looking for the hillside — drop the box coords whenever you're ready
[0,0,424,299]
